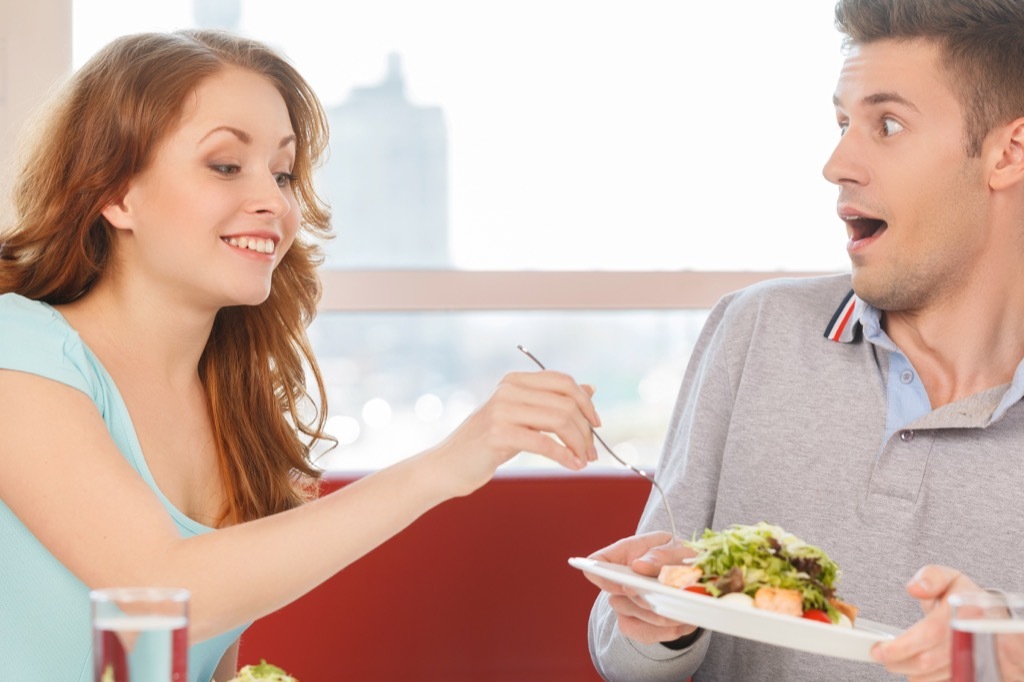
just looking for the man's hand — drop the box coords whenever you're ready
[585,532,698,644]
[871,565,985,681]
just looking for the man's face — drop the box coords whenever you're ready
[823,39,990,312]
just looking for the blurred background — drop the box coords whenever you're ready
[2,0,848,473]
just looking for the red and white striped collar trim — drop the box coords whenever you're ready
[823,289,865,343]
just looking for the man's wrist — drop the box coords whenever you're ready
[661,627,704,651]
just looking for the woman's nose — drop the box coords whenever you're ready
[249,173,292,218]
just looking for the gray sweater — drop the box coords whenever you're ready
[589,274,1024,681]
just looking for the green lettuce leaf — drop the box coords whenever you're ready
[685,522,843,621]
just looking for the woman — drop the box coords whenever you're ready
[0,30,599,681]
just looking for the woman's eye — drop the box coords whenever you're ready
[275,172,296,188]
[881,117,904,137]
[211,164,241,175]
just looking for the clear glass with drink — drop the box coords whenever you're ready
[950,591,1024,682]
[90,587,190,682]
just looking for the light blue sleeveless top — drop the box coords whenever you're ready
[0,293,248,681]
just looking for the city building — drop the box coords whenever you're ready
[320,53,449,268]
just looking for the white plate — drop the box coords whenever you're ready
[570,557,903,662]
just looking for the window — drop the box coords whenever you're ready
[309,309,708,471]
[74,1,848,272]
[66,1,847,469]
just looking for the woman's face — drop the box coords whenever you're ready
[103,66,300,310]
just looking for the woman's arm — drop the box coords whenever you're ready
[0,368,598,643]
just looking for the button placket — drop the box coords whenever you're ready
[859,430,934,525]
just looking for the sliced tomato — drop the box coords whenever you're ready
[802,609,832,623]
[684,585,712,597]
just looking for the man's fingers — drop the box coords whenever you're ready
[587,531,675,565]
[632,541,695,577]
[874,603,950,665]
[608,595,698,644]
[906,564,967,600]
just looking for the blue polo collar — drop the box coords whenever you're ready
[824,288,1024,424]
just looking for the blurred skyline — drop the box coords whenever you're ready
[72,1,851,273]
[320,53,451,268]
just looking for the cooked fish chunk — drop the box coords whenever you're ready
[829,598,858,626]
[753,586,803,617]
[657,565,703,589]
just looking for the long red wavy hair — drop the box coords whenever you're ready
[0,29,334,524]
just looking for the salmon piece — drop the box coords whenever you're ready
[753,586,803,617]
[657,565,703,589]
[829,598,858,625]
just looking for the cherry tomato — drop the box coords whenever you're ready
[802,609,832,623]
[684,585,712,597]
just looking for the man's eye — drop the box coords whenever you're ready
[881,118,904,137]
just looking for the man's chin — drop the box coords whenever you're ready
[850,269,891,310]
[851,271,930,313]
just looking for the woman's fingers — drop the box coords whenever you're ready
[435,369,602,494]
[489,371,600,464]
[501,370,601,427]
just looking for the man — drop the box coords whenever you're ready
[586,1,1024,680]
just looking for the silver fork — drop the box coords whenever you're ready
[516,344,680,546]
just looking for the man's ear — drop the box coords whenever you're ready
[989,118,1024,191]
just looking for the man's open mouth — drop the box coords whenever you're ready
[846,216,887,241]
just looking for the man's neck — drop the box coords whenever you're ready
[884,280,1024,408]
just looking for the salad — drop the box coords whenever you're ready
[657,522,858,625]
[223,660,299,682]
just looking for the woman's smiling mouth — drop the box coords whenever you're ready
[222,235,277,255]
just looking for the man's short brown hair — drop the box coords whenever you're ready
[835,0,1024,155]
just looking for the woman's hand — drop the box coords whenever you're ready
[428,370,601,496]
[586,531,699,644]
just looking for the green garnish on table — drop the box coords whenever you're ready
[224,659,299,681]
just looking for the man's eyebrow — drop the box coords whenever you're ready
[832,91,920,112]
[199,126,297,148]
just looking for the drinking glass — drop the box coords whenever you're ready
[950,591,1024,682]
[91,587,190,682]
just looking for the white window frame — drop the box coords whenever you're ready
[0,0,71,224]
[319,270,834,312]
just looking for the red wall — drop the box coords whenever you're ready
[237,472,649,681]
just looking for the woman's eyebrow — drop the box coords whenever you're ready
[199,126,296,148]
[200,126,252,144]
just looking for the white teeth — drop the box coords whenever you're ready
[225,236,275,254]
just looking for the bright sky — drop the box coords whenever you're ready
[73,1,850,272]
